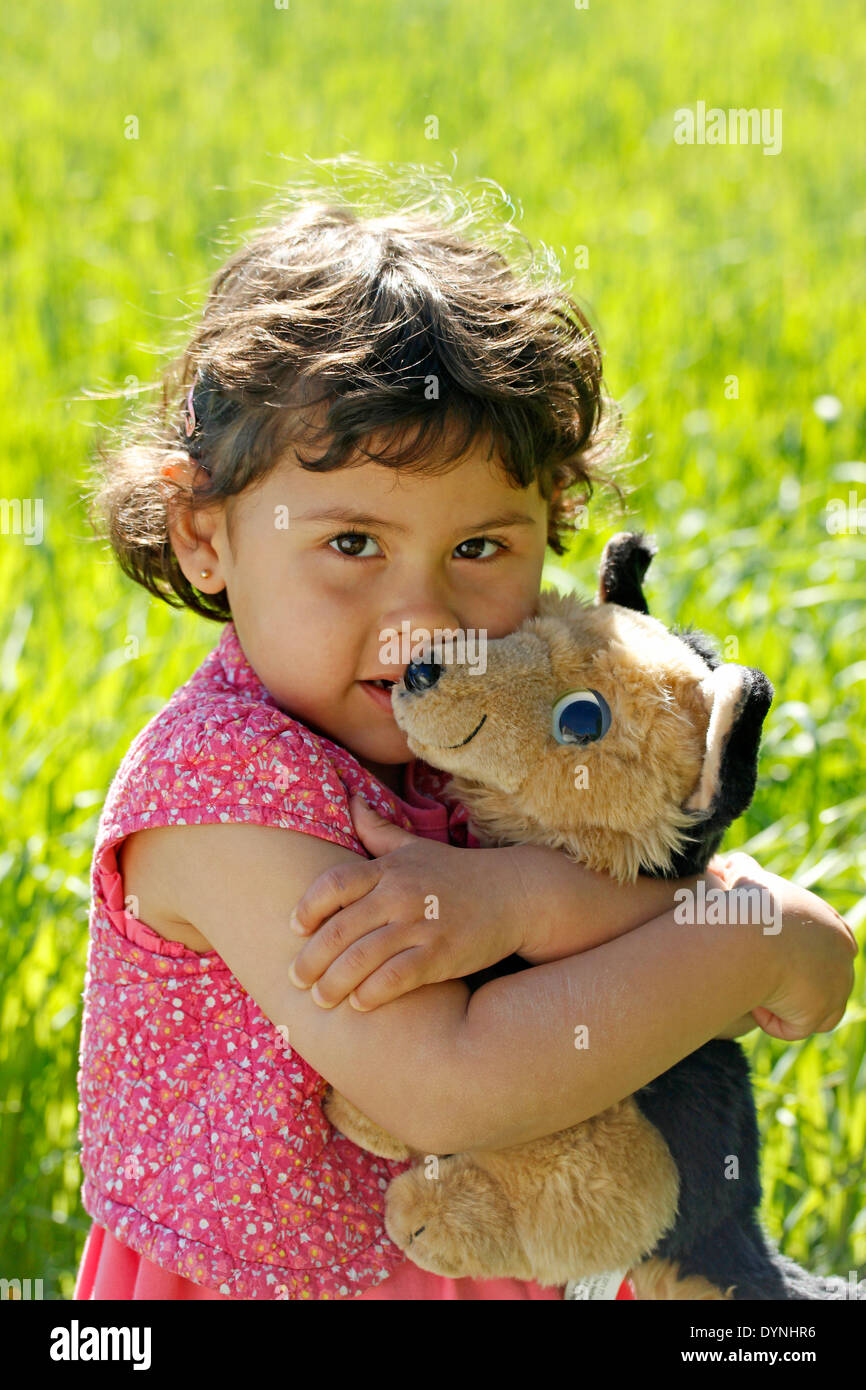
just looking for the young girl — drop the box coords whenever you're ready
[74,191,856,1301]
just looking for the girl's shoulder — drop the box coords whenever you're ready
[124,620,319,771]
[94,622,408,865]
[91,627,365,950]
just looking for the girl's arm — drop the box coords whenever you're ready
[500,842,729,962]
[120,820,851,1157]
[342,791,724,964]
[288,804,746,1039]
[501,844,760,1040]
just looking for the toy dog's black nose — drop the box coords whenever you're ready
[403,661,442,692]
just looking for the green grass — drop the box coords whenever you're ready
[1,0,864,1297]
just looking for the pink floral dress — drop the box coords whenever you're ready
[73,621,610,1299]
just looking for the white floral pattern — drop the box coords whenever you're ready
[76,621,476,1299]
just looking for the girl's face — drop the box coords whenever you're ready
[168,426,552,791]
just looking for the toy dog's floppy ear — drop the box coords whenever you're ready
[597,531,658,613]
[667,663,774,876]
[597,530,774,872]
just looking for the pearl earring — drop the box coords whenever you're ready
[200,569,211,579]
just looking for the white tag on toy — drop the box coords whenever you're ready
[564,1268,630,1300]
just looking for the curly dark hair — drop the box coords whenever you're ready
[86,159,631,621]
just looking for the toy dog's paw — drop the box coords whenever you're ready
[322,1087,412,1161]
[384,1156,531,1280]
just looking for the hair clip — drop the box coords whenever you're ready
[182,369,213,474]
[184,379,197,437]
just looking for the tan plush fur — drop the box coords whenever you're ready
[324,582,754,1298]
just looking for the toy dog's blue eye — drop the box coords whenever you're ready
[551,689,611,745]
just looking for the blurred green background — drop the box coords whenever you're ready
[1,0,864,1298]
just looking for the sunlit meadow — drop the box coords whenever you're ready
[1,0,864,1296]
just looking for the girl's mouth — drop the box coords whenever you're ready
[359,678,398,712]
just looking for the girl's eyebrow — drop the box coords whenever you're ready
[293,506,539,533]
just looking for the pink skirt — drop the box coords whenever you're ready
[74,1221,635,1300]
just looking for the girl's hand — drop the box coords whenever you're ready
[287,795,526,1011]
[713,1013,761,1039]
[714,851,858,1041]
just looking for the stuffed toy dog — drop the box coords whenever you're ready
[324,532,859,1300]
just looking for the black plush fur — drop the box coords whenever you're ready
[465,533,862,1300]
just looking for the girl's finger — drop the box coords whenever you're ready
[348,945,434,1012]
[706,854,733,886]
[725,851,764,877]
[752,1006,803,1042]
[289,858,382,935]
[289,895,398,990]
[304,927,423,1008]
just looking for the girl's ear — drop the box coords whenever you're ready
[160,453,224,592]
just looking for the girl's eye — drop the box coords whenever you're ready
[327,532,506,560]
[454,537,504,560]
[327,531,383,558]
